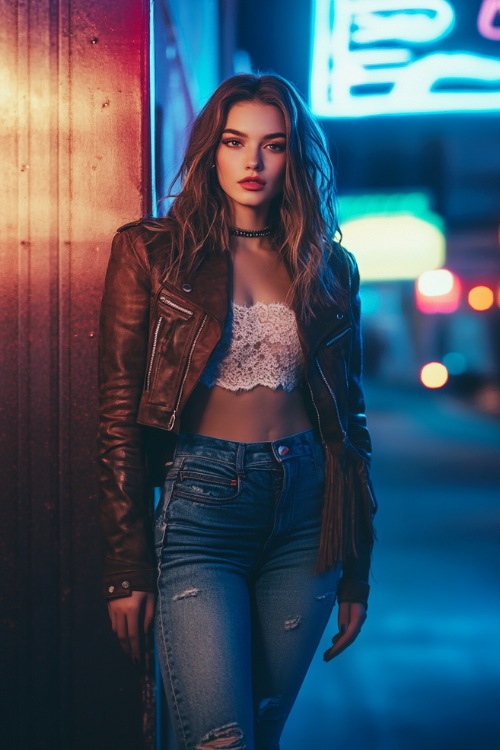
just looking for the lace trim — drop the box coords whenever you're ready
[200,302,304,392]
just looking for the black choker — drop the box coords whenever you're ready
[229,226,271,238]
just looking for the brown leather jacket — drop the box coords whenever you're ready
[97,220,377,604]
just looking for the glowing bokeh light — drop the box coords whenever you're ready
[420,362,449,389]
[417,269,455,296]
[415,269,461,313]
[468,285,494,311]
[340,194,445,283]
[342,215,445,282]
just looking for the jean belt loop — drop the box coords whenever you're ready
[235,442,246,478]
[304,429,315,452]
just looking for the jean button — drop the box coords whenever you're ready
[277,445,289,456]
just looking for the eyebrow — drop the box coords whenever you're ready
[222,128,286,139]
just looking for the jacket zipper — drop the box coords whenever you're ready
[159,296,193,317]
[167,314,208,430]
[306,380,326,445]
[146,296,194,392]
[315,355,347,439]
[317,243,353,426]
[307,329,350,443]
[325,327,351,348]
[146,316,163,391]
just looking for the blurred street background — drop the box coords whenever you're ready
[282,378,500,749]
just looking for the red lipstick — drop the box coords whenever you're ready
[238,176,266,190]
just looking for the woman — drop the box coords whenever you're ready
[98,73,376,750]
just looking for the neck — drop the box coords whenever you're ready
[228,205,270,231]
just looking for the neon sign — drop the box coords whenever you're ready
[478,0,500,41]
[310,0,500,116]
[339,192,445,281]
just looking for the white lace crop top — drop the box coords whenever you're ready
[200,302,304,392]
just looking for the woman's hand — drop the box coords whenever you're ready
[107,590,155,663]
[323,601,367,661]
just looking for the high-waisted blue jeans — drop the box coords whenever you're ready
[154,429,342,750]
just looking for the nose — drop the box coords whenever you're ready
[246,148,263,171]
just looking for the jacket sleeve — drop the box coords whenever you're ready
[97,228,156,600]
[337,251,378,607]
[345,253,372,462]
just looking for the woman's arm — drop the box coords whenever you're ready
[345,250,373,461]
[97,227,156,601]
[336,252,377,607]
[322,252,376,659]
[98,227,158,659]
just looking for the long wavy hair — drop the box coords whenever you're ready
[147,73,347,319]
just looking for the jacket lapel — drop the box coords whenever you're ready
[295,302,350,360]
[162,246,231,326]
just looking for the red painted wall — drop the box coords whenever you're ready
[0,1,153,747]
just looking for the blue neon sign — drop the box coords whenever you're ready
[310,0,500,116]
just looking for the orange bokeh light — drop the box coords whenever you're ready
[420,362,449,389]
[468,286,494,311]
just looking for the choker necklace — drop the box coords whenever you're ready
[229,226,271,238]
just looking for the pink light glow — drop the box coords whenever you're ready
[478,0,500,41]
[415,270,462,314]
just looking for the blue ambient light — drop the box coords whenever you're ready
[310,0,500,117]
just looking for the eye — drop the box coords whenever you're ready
[266,142,286,152]
[222,138,242,148]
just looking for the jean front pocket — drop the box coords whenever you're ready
[174,455,240,504]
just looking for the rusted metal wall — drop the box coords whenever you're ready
[0,1,152,747]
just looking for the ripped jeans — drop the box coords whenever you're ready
[154,429,341,750]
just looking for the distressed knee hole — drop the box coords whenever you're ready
[172,587,200,601]
[283,615,301,631]
[196,721,246,750]
[315,591,336,602]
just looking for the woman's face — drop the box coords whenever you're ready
[215,100,287,223]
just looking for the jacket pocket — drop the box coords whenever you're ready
[157,294,194,319]
[144,289,195,394]
[325,325,352,349]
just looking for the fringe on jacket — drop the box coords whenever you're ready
[315,445,377,574]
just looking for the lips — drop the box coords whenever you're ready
[238,176,266,190]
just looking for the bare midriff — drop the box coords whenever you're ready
[181,383,313,443]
